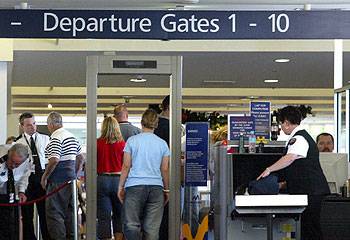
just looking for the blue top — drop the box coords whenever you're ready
[124,132,170,188]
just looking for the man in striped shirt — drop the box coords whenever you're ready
[41,112,85,240]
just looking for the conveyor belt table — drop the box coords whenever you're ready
[235,195,308,240]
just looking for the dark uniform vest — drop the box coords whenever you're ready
[284,130,330,195]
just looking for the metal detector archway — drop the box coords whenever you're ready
[86,55,183,240]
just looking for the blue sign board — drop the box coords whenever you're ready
[185,122,209,186]
[228,115,255,140]
[250,101,271,139]
[2,10,350,39]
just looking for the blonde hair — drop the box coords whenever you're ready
[141,109,159,129]
[212,125,228,143]
[100,116,124,144]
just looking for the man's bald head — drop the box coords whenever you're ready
[113,104,128,122]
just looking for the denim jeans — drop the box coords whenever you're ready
[122,185,164,240]
[97,175,122,239]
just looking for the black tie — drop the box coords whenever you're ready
[7,168,15,203]
[30,136,42,173]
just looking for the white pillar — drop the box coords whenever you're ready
[334,39,343,152]
[7,113,19,137]
[334,39,343,90]
[0,62,8,143]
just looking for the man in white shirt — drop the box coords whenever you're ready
[0,143,31,240]
[15,112,50,240]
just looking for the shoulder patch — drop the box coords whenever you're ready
[288,138,297,145]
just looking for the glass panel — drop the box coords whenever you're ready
[339,92,347,153]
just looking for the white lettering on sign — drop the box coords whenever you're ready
[44,13,58,31]
[188,130,199,133]
[160,14,219,33]
[43,12,153,37]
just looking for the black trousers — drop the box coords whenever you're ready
[301,195,325,240]
[0,195,18,240]
[22,173,50,240]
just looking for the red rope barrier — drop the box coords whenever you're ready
[0,181,72,207]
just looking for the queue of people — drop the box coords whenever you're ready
[1,111,85,240]
[0,100,338,240]
[1,98,170,240]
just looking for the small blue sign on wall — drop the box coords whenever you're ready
[228,115,255,140]
[250,101,271,139]
[185,122,209,187]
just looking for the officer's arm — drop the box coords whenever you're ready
[17,160,32,194]
[267,153,299,173]
[257,153,299,180]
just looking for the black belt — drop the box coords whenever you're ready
[98,173,121,176]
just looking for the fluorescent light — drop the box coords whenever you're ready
[227,104,238,107]
[274,58,290,63]
[249,96,259,99]
[264,79,279,83]
[130,78,147,83]
[48,104,53,109]
[203,80,236,84]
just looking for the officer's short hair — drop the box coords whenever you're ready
[47,112,63,127]
[278,106,302,125]
[316,133,334,144]
[19,112,34,125]
[8,143,29,160]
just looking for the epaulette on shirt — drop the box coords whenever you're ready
[288,138,297,146]
[0,154,8,164]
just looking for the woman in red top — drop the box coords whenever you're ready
[97,116,125,240]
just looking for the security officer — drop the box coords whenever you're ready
[258,106,330,240]
[15,112,50,240]
[0,143,32,240]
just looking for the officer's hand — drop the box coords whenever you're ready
[257,167,271,180]
[19,192,27,203]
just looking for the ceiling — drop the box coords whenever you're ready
[9,51,345,116]
[2,0,350,10]
[12,51,346,88]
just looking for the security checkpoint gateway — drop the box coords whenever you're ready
[211,141,308,240]
[86,55,183,240]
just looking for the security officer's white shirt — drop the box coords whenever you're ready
[0,153,31,194]
[16,132,50,171]
[285,125,309,159]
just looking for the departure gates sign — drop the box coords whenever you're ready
[2,10,350,39]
